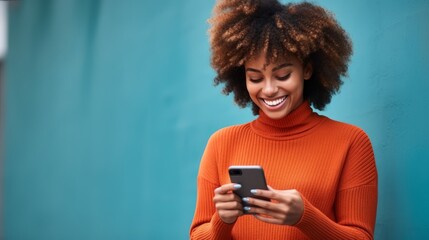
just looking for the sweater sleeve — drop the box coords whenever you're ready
[294,129,378,239]
[190,132,235,239]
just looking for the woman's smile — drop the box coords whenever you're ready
[260,96,287,109]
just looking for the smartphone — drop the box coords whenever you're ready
[228,165,269,211]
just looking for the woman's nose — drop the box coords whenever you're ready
[262,80,278,96]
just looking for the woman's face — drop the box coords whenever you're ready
[245,53,312,119]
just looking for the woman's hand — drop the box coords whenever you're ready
[243,186,304,225]
[213,183,244,224]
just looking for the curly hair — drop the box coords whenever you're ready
[208,0,353,114]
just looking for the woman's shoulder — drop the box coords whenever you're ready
[208,123,252,142]
[319,116,371,141]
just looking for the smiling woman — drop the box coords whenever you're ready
[208,0,352,115]
[245,54,312,119]
[190,0,378,239]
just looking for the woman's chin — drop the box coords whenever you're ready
[261,109,291,119]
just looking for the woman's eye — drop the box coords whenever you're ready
[277,74,291,81]
[249,77,263,83]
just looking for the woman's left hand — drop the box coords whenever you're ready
[243,186,304,225]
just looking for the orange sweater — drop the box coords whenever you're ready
[190,102,378,239]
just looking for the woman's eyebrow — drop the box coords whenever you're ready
[245,63,292,73]
[272,63,292,72]
[245,68,261,73]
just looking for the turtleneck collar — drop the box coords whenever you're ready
[250,101,325,140]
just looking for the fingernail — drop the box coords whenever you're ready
[250,189,258,194]
[233,184,241,189]
[244,206,251,211]
[242,197,249,202]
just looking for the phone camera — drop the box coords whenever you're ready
[229,169,242,176]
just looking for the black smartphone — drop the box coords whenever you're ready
[228,165,269,211]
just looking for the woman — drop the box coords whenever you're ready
[190,0,378,239]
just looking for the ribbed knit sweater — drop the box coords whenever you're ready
[190,101,378,239]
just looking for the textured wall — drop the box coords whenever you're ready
[4,0,429,239]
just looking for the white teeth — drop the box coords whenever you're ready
[263,96,286,106]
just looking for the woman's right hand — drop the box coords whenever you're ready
[213,183,244,224]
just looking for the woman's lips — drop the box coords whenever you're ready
[261,96,287,108]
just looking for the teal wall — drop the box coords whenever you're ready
[3,0,429,239]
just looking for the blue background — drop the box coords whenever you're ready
[3,0,429,239]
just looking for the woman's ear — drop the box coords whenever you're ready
[303,63,313,80]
